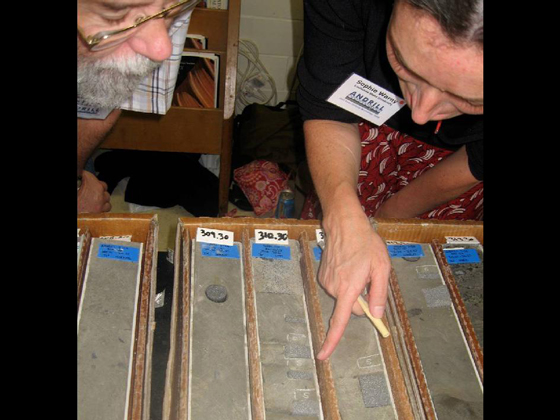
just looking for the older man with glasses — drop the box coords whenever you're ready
[77,0,200,213]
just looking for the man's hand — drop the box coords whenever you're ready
[78,171,112,213]
[316,212,391,360]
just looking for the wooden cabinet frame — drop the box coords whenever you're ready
[101,2,242,216]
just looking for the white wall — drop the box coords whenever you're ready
[236,0,304,113]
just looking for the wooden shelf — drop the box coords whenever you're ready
[188,8,229,52]
[101,1,241,216]
[102,107,224,154]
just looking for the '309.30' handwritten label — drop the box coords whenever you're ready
[196,227,234,246]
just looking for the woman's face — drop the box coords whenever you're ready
[386,1,483,125]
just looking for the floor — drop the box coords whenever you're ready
[92,148,306,253]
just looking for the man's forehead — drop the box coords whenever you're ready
[389,1,483,102]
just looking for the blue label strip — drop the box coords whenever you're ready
[252,243,291,260]
[200,243,240,259]
[387,244,425,259]
[97,244,140,263]
[444,248,481,265]
[313,246,322,261]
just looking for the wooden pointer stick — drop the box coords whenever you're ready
[357,295,390,338]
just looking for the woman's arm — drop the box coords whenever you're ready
[375,145,480,218]
[304,119,392,360]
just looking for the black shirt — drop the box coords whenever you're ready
[297,0,483,180]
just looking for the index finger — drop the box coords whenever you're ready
[316,287,362,360]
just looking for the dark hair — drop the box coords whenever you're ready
[404,0,483,46]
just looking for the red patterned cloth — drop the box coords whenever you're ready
[233,160,289,216]
[301,122,483,220]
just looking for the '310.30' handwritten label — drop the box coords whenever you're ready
[254,229,289,245]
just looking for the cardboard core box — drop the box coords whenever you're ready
[163,217,483,420]
[77,214,159,420]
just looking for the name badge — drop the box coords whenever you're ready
[327,73,406,126]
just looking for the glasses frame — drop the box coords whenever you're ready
[78,0,199,51]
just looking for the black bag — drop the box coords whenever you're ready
[232,100,306,175]
[95,150,219,217]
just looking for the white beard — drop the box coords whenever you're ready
[77,53,162,109]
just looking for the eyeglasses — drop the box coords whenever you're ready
[78,0,201,51]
